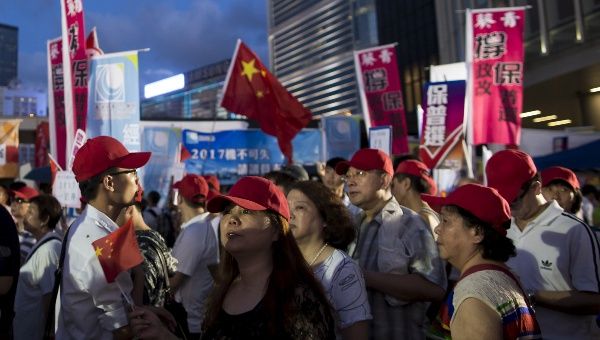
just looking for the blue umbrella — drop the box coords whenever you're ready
[24,166,52,183]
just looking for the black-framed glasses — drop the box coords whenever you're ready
[108,169,138,178]
[511,180,533,208]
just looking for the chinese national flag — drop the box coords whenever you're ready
[91,218,143,283]
[180,143,192,162]
[48,153,62,185]
[221,40,312,163]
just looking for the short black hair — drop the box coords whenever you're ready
[78,167,116,202]
[393,173,431,194]
[325,157,346,169]
[147,191,161,205]
[263,171,298,195]
[30,194,63,230]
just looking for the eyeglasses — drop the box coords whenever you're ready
[341,170,369,182]
[13,197,30,204]
[108,169,138,178]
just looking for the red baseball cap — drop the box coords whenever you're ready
[173,174,209,204]
[486,149,537,203]
[207,176,290,221]
[202,175,220,193]
[422,184,511,236]
[541,166,579,190]
[72,136,151,183]
[12,186,40,201]
[395,160,437,195]
[335,148,394,176]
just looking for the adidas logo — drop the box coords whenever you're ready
[540,260,553,270]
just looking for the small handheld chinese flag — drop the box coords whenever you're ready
[180,143,192,162]
[221,39,312,164]
[91,218,143,283]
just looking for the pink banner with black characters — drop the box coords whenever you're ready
[61,0,88,165]
[420,80,466,169]
[47,37,67,169]
[354,44,408,155]
[466,7,525,146]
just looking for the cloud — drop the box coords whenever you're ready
[18,51,48,90]
[86,0,268,86]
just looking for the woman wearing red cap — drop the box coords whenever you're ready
[287,180,371,340]
[424,184,541,339]
[129,176,335,339]
[540,166,583,217]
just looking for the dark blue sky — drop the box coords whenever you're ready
[0,0,268,90]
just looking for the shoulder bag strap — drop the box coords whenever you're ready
[44,226,71,339]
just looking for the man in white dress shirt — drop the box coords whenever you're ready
[56,136,151,340]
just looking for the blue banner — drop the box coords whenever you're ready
[182,129,322,185]
[323,116,360,160]
[140,127,181,206]
[87,51,141,151]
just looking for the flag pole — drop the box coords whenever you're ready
[219,39,241,108]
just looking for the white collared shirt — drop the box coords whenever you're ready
[56,205,133,340]
[13,231,61,340]
[172,212,218,333]
[507,200,600,339]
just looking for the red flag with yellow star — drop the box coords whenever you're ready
[91,218,143,283]
[220,40,312,163]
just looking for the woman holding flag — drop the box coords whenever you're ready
[129,176,335,339]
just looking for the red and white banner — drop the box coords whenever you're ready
[466,7,525,146]
[47,37,67,169]
[60,0,88,165]
[35,122,50,168]
[355,44,409,155]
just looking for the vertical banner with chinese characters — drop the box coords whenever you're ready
[466,7,525,146]
[354,44,408,155]
[60,0,88,165]
[420,81,466,170]
[47,37,67,169]
[35,122,50,168]
[87,51,141,152]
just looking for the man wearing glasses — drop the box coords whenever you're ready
[10,186,39,264]
[486,149,600,339]
[335,148,446,339]
[57,136,151,340]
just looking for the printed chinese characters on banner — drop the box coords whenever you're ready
[354,44,409,155]
[467,7,525,146]
[420,81,466,170]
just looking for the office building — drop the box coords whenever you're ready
[0,23,18,87]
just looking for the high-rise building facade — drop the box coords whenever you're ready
[268,0,378,118]
[435,0,600,130]
[0,23,18,87]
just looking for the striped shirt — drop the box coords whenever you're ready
[433,265,541,339]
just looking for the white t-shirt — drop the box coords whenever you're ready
[506,200,600,339]
[313,249,372,334]
[56,205,133,340]
[172,213,219,333]
[13,232,61,340]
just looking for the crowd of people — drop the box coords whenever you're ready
[1,135,599,339]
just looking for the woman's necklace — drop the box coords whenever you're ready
[309,243,328,266]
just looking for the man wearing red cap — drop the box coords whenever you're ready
[170,174,219,339]
[57,136,151,340]
[486,149,600,339]
[336,148,446,339]
[540,166,584,218]
[391,160,440,236]
[10,185,40,264]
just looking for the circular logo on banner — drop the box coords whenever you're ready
[95,63,125,103]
